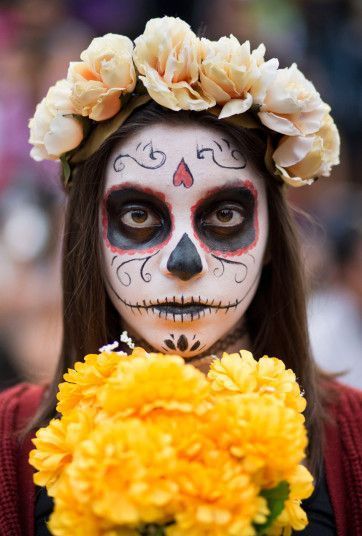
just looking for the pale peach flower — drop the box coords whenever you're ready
[258,63,327,136]
[200,36,279,119]
[68,33,136,121]
[133,16,214,111]
[273,113,340,186]
[29,79,83,161]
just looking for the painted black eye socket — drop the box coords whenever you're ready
[105,188,171,250]
[194,186,256,252]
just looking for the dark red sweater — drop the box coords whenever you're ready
[0,381,362,536]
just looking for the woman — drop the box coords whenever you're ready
[1,16,361,536]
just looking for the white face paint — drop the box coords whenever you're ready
[100,123,269,358]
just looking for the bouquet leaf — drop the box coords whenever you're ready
[256,481,290,534]
[138,523,171,535]
[60,155,71,187]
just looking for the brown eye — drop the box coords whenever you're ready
[205,205,245,228]
[131,209,147,223]
[216,208,234,223]
[120,206,160,229]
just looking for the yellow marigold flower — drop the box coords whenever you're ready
[257,356,306,413]
[208,350,258,393]
[151,412,269,535]
[128,346,149,358]
[267,464,314,535]
[99,354,210,417]
[48,471,134,536]
[167,451,268,536]
[64,419,179,527]
[29,418,70,494]
[29,407,96,495]
[169,485,267,536]
[205,395,308,488]
[208,351,306,413]
[56,351,120,414]
[31,346,313,535]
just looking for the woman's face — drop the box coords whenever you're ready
[100,122,269,358]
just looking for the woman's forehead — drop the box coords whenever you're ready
[104,122,264,197]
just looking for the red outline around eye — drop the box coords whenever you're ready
[102,182,174,255]
[190,179,259,258]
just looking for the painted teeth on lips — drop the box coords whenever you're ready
[119,296,242,313]
[150,296,211,314]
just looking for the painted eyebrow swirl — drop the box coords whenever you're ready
[196,138,247,169]
[113,140,166,172]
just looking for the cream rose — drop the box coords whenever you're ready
[200,36,279,119]
[258,63,327,137]
[68,34,136,121]
[29,79,83,161]
[273,113,340,186]
[133,16,214,111]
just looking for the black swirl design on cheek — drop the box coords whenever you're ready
[113,141,166,172]
[196,138,246,169]
[211,254,248,284]
[111,251,160,287]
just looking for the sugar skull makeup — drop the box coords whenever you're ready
[100,123,269,358]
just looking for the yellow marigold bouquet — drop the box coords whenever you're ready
[29,347,314,536]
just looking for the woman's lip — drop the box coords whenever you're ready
[116,294,242,313]
[154,303,208,314]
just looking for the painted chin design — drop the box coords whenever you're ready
[119,295,242,321]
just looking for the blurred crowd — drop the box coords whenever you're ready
[0,0,361,389]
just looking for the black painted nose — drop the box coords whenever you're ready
[167,233,203,281]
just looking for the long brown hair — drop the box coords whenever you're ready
[34,102,328,477]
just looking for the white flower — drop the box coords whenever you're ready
[99,341,120,353]
[200,36,278,119]
[133,16,214,111]
[68,33,136,121]
[273,113,340,186]
[258,63,327,136]
[29,79,83,161]
[120,331,135,349]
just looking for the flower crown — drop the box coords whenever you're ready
[28,16,340,188]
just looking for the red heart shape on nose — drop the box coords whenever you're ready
[173,158,194,188]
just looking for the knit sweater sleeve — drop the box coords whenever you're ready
[324,381,362,536]
[0,383,45,536]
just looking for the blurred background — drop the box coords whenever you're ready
[0,0,361,390]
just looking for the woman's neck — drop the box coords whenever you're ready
[187,326,251,374]
[129,320,251,374]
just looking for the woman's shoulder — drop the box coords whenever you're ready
[0,383,46,536]
[323,379,362,534]
[323,378,362,449]
[0,382,46,435]
[324,378,362,419]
